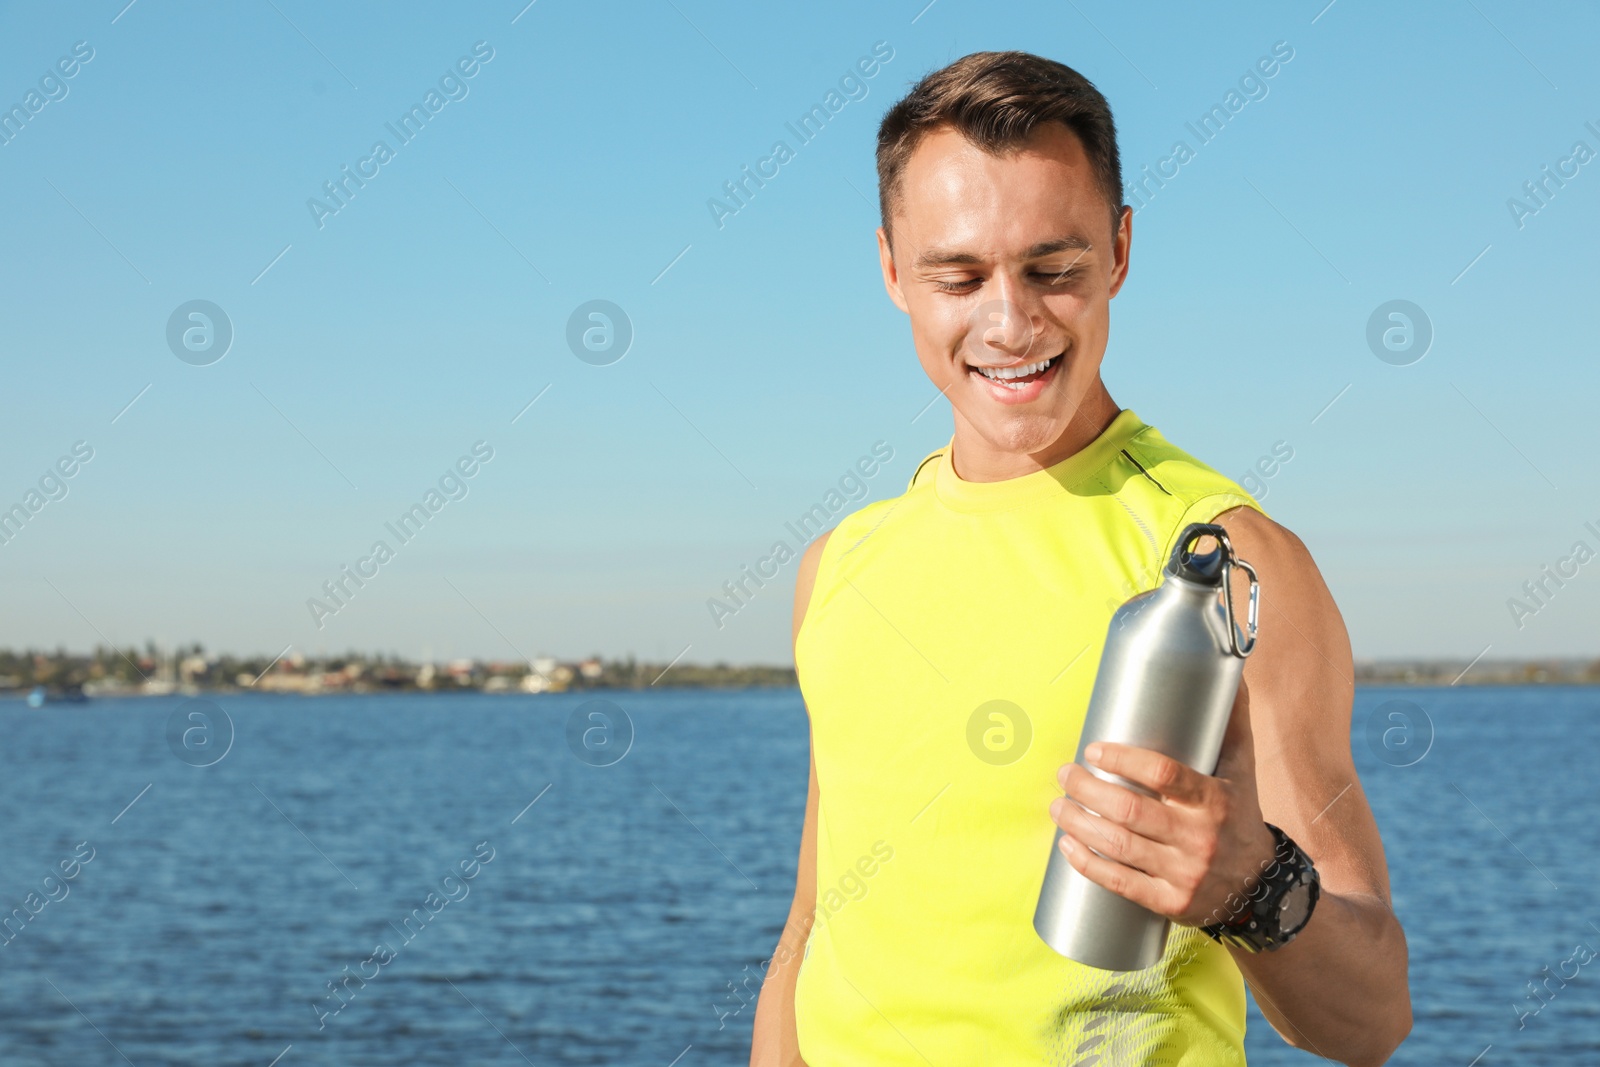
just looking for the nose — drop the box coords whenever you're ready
[965,278,1043,365]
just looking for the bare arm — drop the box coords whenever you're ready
[749,530,830,1067]
[1222,507,1411,1065]
[1052,508,1410,1066]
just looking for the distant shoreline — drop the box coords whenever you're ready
[0,649,798,700]
[1353,659,1600,687]
[4,646,1597,701]
[6,643,1593,700]
[4,679,1600,703]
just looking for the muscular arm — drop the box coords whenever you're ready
[1220,507,1411,1064]
[1052,508,1411,1066]
[749,530,830,1067]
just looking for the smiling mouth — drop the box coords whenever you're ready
[967,353,1061,390]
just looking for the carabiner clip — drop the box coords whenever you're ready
[1221,557,1260,658]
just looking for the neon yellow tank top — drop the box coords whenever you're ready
[793,408,1268,1065]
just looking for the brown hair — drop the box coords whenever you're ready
[875,51,1124,246]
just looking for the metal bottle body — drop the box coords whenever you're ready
[1033,532,1254,971]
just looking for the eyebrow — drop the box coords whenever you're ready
[913,235,1094,270]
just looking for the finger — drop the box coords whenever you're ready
[1050,793,1169,874]
[1212,676,1256,781]
[1082,741,1208,806]
[1059,762,1177,844]
[1058,832,1179,917]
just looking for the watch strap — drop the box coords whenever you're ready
[1200,823,1320,952]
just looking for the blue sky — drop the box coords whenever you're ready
[0,0,1596,666]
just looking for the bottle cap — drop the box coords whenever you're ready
[1166,523,1228,587]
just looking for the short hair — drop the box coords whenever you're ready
[875,51,1124,247]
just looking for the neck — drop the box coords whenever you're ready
[949,379,1121,482]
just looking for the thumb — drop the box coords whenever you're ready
[1212,676,1256,782]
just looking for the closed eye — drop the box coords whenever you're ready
[933,269,1079,294]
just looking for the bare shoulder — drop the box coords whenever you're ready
[1214,504,1354,737]
[1215,507,1343,637]
[1214,505,1314,578]
[793,529,834,649]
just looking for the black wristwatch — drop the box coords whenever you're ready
[1201,823,1320,952]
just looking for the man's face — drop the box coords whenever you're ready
[877,122,1130,458]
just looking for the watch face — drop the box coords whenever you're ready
[1277,881,1313,935]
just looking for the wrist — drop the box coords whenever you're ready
[1202,823,1321,952]
[1237,820,1281,895]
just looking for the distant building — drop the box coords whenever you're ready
[256,673,321,693]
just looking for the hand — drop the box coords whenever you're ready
[1048,679,1279,928]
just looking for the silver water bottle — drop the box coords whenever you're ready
[1033,522,1260,971]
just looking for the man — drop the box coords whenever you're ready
[750,51,1410,1065]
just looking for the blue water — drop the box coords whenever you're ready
[0,685,1594,1065]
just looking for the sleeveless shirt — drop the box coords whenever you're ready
[793,408,1269,1065]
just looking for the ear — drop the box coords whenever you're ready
[876,227,910,314]
[1107,206,1133,300]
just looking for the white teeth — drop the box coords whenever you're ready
[976,356,1054,381]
